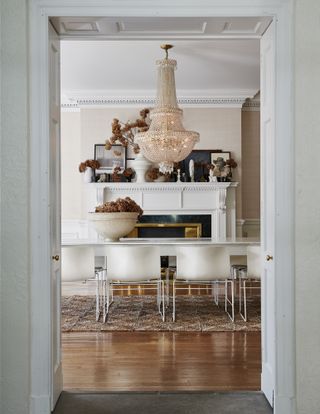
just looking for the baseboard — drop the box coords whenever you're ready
[29,394,51,414]
[236,219,245,237]
[242,219,260,238]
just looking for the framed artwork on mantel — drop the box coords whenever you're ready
[180,149,230,182]
[94,144,127,174]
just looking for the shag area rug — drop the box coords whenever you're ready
[61,295,260,332]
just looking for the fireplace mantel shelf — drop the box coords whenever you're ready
[83,181,239,239]
[86,182,238,192]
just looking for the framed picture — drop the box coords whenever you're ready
[94,144,127,174]
[210,151,231,164]
[180,150,214,182]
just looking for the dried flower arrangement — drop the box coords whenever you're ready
[122,168,135,180]
[95,197,143,218]
[207,157,238,180]
[79,159,101,173]
[226,158,238,169]
[104,109,150,154]
[146,167,164,181]
[111,167,135,182]
[111,166,122,182]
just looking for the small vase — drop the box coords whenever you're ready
[83,167,94,183]
[153,176,166,182]
[132,153,152,183]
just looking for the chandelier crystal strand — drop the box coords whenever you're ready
[135,45,200,174]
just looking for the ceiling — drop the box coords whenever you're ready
[51,16,271,39]
[56,16,268,106]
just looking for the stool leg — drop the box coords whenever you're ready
[231,280,235,322]
[239,277,242,314]
[239,279,247,322]
[173,280,176,322]
[225,280,228,312]
[162,280,165,322]
[95,271,100,321]
[244,280,247,321]
[166,268,170,307]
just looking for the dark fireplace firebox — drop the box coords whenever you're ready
[126,214,211,239]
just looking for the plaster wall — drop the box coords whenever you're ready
[61,111,82,219]
[241,110,260,220]
[295,0,320,412]
[0,1,30,413]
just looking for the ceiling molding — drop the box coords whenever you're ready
[61,106,81,113]
[61,89,256,108]
[242,95,260,111]
[51,16,272,40]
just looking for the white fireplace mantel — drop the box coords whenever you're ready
[83,182,238,239]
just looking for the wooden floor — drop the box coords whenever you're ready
[62,331,261,392]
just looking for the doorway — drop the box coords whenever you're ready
[59,33,262,394]
[29,2,295,414]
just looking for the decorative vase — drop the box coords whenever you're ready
[153,176,166,182]
[83,167,94,183]
[88,212,139,241]
[132,152,152,183]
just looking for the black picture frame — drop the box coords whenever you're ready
[179,149,222,182]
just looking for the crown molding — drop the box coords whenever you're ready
[61,105,81,113]
[61,89,257,109]
[242,93,260,111]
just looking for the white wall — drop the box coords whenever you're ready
[62,106,243,219]
[61,110,82,219]
[184,107,242,218]
[295,1,320,412]
[0,1,30,413]
[241,109,260,220]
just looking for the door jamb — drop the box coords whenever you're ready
[29,1,295,413]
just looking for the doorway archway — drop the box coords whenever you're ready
[29,2,295,413]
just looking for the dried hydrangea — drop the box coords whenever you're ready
[78,159,100,172]
[95,197,143,218]
[104,109,150,153]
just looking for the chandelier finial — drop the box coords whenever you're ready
[160,44,173,59]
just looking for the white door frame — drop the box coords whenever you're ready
[29,1,295,413]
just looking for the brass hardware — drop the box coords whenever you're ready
[266,255,273,261]
[160,44,173,59]
[126,222,202,239]
[52,255,60,261]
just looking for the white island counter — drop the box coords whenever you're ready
[62,237,260,255]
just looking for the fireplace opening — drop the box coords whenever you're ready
[126,214,211,238]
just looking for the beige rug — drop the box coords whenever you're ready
[61,295,261,332]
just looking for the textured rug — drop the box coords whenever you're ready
[61,295,260,332]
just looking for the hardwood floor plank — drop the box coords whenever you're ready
[62,332,261,392]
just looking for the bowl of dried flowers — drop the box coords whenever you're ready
[88,197,143,241]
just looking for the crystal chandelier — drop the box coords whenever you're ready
[135,44,200,174]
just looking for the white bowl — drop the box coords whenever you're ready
[88,212,139,241]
